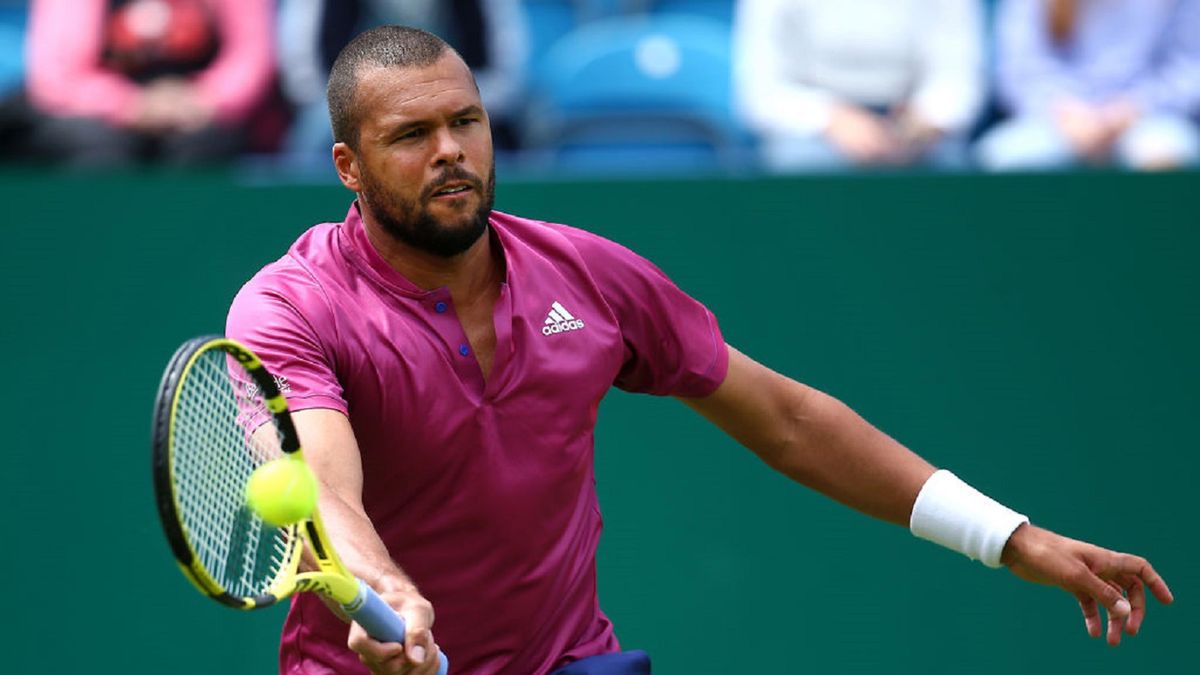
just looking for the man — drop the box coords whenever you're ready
[227,26,1172,675]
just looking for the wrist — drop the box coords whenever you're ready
[999,521,1033,567]
[371,570,419,595]
[909,470,1029,568]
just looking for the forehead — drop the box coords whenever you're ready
[354,54,482,126]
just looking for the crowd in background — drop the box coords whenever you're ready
[0,0,1196,176]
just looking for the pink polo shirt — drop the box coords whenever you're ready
[227,205,727,675]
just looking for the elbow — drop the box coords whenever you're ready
[748,389,820,481]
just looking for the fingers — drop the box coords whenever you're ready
[1080,581,1123,643]
[1075,593,1102,639]
[1095,552,1174,638]
[349,622,442,675]
[1005,526,1170,645]
[391,592,437,668]
[1073,563,1131,623]
[347,589,441,674]
[400,625,441,675]
[1104,581,1126,647]
[1124,576,1146,636]
[1075,549,1177,646]
[349,621,407,674]
[1122,555,1174,605]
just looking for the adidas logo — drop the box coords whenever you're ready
[542,301,585,335]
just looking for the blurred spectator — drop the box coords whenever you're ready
[733,0,985,171]
[25,0,275,167]
[976,0,1200,171]
[276,0,528,165]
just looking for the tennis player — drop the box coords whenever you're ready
[226,25,1173,675]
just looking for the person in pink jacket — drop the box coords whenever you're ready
[25,0,274,166]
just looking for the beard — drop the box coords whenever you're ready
[359,162,496,258]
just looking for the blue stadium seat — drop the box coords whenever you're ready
[649,0,734,25]
[523,12,749,175]
[0,3,26,95]
[523,0,583,65]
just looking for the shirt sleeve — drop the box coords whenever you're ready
[565,228,728,398]
[994,0,1082,115]
[226,259,348,415]
[732,0,837,138]
[192,0,276,124]
[910,0,985,132]
[25,0,142,125]
[1126,0,1200,115]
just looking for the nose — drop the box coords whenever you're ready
[431,126,465,166]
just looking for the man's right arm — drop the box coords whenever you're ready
[292,408,443,675]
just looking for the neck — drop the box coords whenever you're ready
[361,208,501,303]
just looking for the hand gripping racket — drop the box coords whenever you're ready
[152,336,449,674]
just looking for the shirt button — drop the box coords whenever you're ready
[459,344,470,356]
[434,301,447,313]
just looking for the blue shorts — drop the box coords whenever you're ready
[550,650,652,674]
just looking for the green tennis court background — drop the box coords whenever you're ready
[1,169,1195,673]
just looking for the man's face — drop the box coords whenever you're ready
[339,53,496,258]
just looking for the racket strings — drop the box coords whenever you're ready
[172,350,295,597]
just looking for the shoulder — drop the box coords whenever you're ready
[228,223,343,336]
[491,210,659,276]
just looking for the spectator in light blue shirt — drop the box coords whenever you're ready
[976,0,1200,171]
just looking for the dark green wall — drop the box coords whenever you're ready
[2,169,1195,673]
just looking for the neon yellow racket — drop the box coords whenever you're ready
[151,336,448,673]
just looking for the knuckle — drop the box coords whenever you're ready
[1065,566,1091,588]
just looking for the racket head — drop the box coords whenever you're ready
[152,336,303,609]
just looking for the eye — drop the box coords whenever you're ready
[453,117,479,127]
[397,127,426,141]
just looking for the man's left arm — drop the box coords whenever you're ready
[679,344,1173,646]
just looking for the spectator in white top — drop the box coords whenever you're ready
[733,0,985,171]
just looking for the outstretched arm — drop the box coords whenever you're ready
[293,409,444,674]
[680,345,1173,645]
[680,345,935,524]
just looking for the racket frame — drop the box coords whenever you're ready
[152,336,358,608]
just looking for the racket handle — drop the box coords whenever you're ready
[345,579,450,675]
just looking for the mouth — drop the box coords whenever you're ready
[430,182,474,199]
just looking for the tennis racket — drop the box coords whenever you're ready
[152,335,449,674]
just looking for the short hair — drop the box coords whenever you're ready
[326,25,458,150]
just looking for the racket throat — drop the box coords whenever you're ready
[294,569,361,605]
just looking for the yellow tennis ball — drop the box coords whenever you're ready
[245,457,318,526]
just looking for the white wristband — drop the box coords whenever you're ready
[909,469,1029,568]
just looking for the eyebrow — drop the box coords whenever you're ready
[388,105,486,133]
[449,104,485,119]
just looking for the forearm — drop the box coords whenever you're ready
[748,374,1029,567]
[684,348,934,526]
[315,486,419,593]
[689,346,1030,568]
[746,379,934,526]
[291,409,419,594]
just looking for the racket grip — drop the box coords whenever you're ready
[345,579,450,675]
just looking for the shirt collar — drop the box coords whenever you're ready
[339,200,510,297]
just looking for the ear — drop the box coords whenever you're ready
[333,142,361,192]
